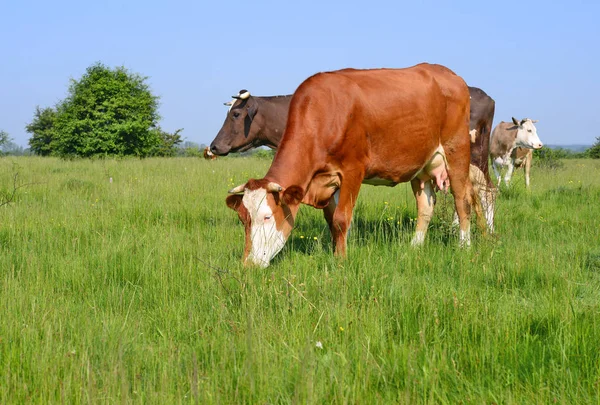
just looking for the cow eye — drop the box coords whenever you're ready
[232,111,240,118]
[527,129,532,133]
[264,215,272,221]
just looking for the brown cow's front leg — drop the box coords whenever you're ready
[327,180,361,257]
[322,191,337,247]
[410,179,436,246]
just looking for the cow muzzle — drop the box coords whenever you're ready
[210,143,230,156]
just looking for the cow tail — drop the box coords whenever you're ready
[469,165,488,236]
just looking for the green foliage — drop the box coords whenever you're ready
[25,62,178,158]
[54,62,160,157]
[533,146,565,169]
[587,137,600,159]
[0,130,9,148]
[148,127,183,157]
[251,148,276,159]
[1,157,599,403]
[26,106,58,156]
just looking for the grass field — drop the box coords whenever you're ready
[1,156,599,404]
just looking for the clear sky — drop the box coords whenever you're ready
[1,0,598,148]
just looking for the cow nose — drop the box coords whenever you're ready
[210,145,220,154]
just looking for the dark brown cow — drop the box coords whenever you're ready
[466,87,496,232]
[210,90,291,155]
[213,86,497,232]
[226,63,483,267]
[203,146,217,160]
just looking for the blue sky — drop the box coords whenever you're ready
[1,0,598,148]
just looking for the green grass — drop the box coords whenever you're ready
[1,156,599,404]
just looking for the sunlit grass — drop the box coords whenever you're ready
[0,156,599,403]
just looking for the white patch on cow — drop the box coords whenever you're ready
[459,228,471,247]
[411,231,426,246]
[469,129,478,143]
[242,188,286,268]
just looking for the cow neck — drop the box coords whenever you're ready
[259,97,291,148]
[264,143,316,193]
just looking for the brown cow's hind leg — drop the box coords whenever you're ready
[410,179,436,246]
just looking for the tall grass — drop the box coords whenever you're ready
[0,156,599,403]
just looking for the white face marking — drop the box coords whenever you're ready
[515,120,543,149]
[242,188,286,268]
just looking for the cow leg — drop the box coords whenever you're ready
[469,164,495,234]
[328,180,361,257]
[524,151,532,188]
[445,159,473,247]
[504,159,515,186]
[492,158,503,187]
[322,190,343,242]
[481,187,496,234]
[410,179,436,246]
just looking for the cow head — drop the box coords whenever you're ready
[210,89,261,155]
[511,117,543,149]
[226,179,304,268]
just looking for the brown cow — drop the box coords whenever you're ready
[203,146,217,160]
[226,63,483,267]
[212,86,497,232]
[490,118,543,187]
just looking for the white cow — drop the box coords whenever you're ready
[490,118,543,187]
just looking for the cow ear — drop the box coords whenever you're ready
[512,117,520,126]
[247,102,258,120]
[282,186,304,206]
[226,194,243,211]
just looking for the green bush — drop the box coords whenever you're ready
[26,63,181,158]
[587,137,600,159]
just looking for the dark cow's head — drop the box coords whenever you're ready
[226,179,304,268]
[210,89,261,155]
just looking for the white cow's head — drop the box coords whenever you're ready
[226,179,303,267]
[512,117,543,149]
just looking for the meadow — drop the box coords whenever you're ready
[0,156,599,404]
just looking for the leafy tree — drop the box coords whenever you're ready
[0,130,9,149]
[587,137,600,159]
[149,127,184,157]
[27,62,166,158]
[26,107,58,156]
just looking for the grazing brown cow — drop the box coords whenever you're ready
[213,86,497,232]
[490,118,543,187]
[203,146,217,160]
[226,63,483,267]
